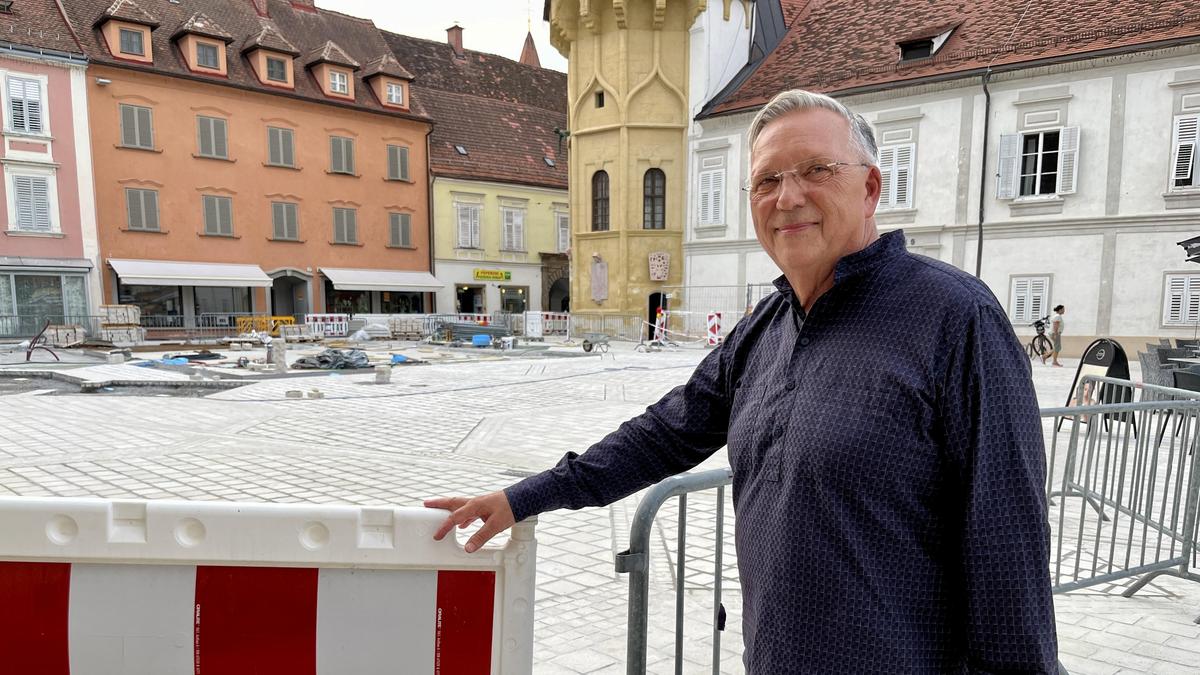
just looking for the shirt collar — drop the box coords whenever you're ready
[772,229,907,295]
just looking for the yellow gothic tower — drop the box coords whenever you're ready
[548,0,706,331]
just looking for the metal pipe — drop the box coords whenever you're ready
[975,69,992,278]
[712,485,725,674]
[675,494,687,675]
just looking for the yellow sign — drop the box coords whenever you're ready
[473,269,512,281]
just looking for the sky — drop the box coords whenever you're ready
[316,1,567,72]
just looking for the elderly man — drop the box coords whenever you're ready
[427,90,1058,673]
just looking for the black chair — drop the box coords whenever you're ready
[1156,348,1193,368]
[1162,338,1175,347]
[1176,339,1200,349]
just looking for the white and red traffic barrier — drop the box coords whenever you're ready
[706,312,722,347]
[0,497,536,674]
[303,313,350,338]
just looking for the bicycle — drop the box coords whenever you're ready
[1025,315,1053,360]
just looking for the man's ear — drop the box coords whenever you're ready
[863,164,883,216]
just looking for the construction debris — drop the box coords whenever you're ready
[291,348,371,370]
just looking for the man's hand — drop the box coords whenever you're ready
[424,491,516,553]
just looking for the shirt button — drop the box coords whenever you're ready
[799,337,811,346]
[785,381,796,391]
[774,427,784,438]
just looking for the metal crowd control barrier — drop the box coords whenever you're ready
[617,376,1200,674]
[0,497,536,674]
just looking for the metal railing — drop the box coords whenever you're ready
[568,313,643,342]
[140,313,269,341]
[617,376,1200,674]
[0,314,105,340]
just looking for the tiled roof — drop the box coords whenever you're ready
[241,22,298,56]
[383,30,566,113]
[361,53,412,80]
[420,87,567,189]
[380,29,566,189]
[0,0,85,55]
[171,12,234,44]
[58,0,428,121]
[709,0,1200,116]
[96,0,158,28]
[305,39,358,70]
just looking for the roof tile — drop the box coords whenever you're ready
[172,12,234,44]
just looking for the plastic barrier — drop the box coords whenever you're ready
[0,497,535,674]
[706,312,722,347]
[304,313,350,338]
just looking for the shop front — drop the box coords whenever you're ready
[108,259,272,335]
[319,267,442,314]
[0,257,94,338]
[434,263,543,316]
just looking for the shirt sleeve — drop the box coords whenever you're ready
[939,304,1059,673]
[503,337,736,522]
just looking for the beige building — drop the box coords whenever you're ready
[547,0,707,333]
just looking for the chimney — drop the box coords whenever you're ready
[446,24,464,58]
[251,0,269,17]
[290,0,317,12]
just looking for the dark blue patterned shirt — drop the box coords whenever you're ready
[506,230,1058,673]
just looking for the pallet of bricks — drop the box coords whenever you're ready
[99,305,145,344]
[388,317,424,340]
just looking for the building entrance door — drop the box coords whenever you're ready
[456,285,484,314]
[647,292,667,340]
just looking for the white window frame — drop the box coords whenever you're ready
[5,166,59,233]
[455,202,481,249]
[265,56,288,83]
[1170,114,1200,191]
[329,70,349,95]
[195,42,220,70]
[389,212,412,247]
[697,157,726,226]
[998,127,1080,199]
[124,187,160,231]
[877,143,915,210]
[501,206,525,252]
[1164,274,1200,326]
[1009,275,1050,324]
[556,210,569,253]
[332,206,358,244]
[4,73,47,136]
[271,201,299,241]
[386,82,404,105]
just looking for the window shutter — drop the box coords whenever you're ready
[1166,276,1187,324]
[457,205,470,247]
[121,105,138,146]
[198,117,213,156]
[272,202,284,238]
[1056,126,1080,195]
[203,196,218,234]
[13,176,50,231]
[281,130,294,167]
[346,209,356,242]
[7,79,24,132]
[268,128,281,165]
[136,107,153,148]
[126,189,142,229]
[878,146,896,207]
[1012,278,1030,321]
[895,143,914,208]
[471,206,481,247]
[330,138,340,172]
[711,169,724,224]
[8,77,41,133]
[514,209,524,250]
[213,119,227,158]
[144,190,159,230]
[1188,277,1200,325]
[1171,115,1199,183]
[557,213,569,252]
[344,139,354,174]
[30,177,50,230]
[997,133,1021,200]
[401,214,412,247]
[697,171,712,224]
[1029,278,1046,319]
[13,176,33,230]
[399,147,409,180]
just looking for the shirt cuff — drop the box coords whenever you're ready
[504,471,563,522]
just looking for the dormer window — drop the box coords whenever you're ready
[196,42,219,69]
[896,24,957,62]
[386,82,404,105]
[266,56,287,82]
[898,39,933,61]
[119,28,144,56]
[330,70,349,95]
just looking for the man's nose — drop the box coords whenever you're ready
[773,173,808,210]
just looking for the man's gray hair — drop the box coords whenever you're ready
[747,89,878,165]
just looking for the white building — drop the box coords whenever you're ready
[685,0,1200,353]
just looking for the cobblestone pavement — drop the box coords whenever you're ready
[1,344,1198,674]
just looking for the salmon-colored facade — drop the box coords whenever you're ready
[89,64,431,315]
[59,0,436,323]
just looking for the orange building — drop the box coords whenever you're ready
[58,0,438,324]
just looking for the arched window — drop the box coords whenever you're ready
[643,168,665,229]
[591,170,610,231]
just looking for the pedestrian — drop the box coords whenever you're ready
[426,89,1058,673]
[1046,304,1066,367]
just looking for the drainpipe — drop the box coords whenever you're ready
[975,69,992,278]
[425,124,436,312]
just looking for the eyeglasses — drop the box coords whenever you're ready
[742,160,871,199]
